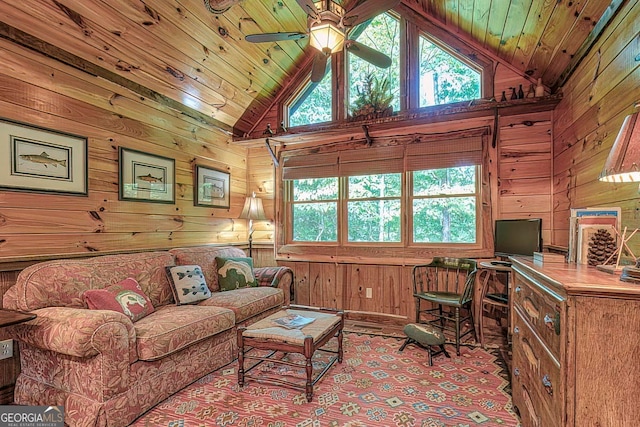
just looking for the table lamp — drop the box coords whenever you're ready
[239,192,267,257]
[598,110,640,280]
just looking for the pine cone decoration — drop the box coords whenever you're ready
[587,229,617,266]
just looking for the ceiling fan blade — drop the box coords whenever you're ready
[342,0,400,27]
[296,0,319,19]
[245,32,307,43]
[345,40,392,68]
[310,51,329,83]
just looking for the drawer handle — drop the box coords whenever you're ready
[542,374,553,396]
[544,312,561,335]
[513,326,519,334]
[515,286,522,293]
[514,368,520,377]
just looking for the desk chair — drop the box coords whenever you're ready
[477,262,512,347]
[412,257,478,355]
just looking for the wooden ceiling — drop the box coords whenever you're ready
[0,0,615,138]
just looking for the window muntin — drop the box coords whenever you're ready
[348,13,400,115]
[347,173,401,242]
[419,36,481,107]
[287,63,333,127]
[290,178,338,242]
[412,166,478,243]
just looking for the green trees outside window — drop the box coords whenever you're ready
[284,12,485,127]
[288,167,478,245]
[412,167,477,243]
[291,178,338,241]
[348,13,400,114]
[419,36,481,107]
[347,173,401,242]
[288,64,333,127]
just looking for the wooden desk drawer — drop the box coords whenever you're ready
[512,270,564,358]
[512,310,561,427]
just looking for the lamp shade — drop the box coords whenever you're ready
[599,112,640,182]
[309,21,344,54]
[239,193,267,221]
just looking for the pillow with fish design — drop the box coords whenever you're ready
[215,257,257,291]
[165,265,212,305]
[83,277,155,322]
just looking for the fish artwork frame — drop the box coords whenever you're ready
[194,164,230,209]
[119,147,175,204]
[1,118,88,196]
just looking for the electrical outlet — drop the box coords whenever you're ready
[0,339,13,360]
[366,288,372,298]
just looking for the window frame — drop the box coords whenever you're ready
[284,60,334,128]
[343,172,404,246]
[281,11,493,127]
[345,11,402,119]
[417,32,483,108]
[285,167,482,248]
[408,165,482,248]
[286,177,340,245]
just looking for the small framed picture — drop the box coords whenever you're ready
[194,165,230,208]
[0,118,88,196]
[119,147,175,204]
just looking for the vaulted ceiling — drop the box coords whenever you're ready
[0,0,615,138]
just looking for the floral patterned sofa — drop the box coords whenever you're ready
[2,245,292,427]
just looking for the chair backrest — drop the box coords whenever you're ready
[412,257,478,304]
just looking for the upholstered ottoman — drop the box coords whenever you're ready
[399,323,450,365]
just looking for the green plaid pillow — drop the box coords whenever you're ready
[215,257,257,291]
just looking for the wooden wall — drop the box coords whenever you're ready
[498,110,553,245]
[553,0,640,252]
[248,105,554,320]
[0,39,253,263]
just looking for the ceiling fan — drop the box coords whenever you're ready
[246,0,400,82]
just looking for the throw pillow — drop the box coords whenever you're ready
[83,277,155,322]
[165,265,212,305]
[215,256,257,291]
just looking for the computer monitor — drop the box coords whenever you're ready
[494,218,542,257]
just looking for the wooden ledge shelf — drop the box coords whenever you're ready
[233,94,562,147]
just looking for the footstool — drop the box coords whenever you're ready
[399,323,450,365]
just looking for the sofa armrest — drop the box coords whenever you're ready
[254,266,294,303]
[11,307,136,362]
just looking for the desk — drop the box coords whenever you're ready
[475,262,512,347]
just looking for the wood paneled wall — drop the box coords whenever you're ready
[498,110,553,245]
[248,106,555,321]
[553,0,640,251]
[0,39,253,263]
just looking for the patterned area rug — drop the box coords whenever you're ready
[132,333,520,426]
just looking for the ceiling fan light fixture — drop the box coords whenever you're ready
[309,21,344,54]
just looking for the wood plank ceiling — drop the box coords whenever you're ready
[0,0,613,137]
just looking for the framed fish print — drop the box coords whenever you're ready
[0,118,88,195]
[194,165,230,208]
[119,147,175,204]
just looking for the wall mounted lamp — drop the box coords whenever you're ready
[239,192,267,257]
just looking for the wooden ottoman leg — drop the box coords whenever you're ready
[237,327,246,387]
[304,336,314,402]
